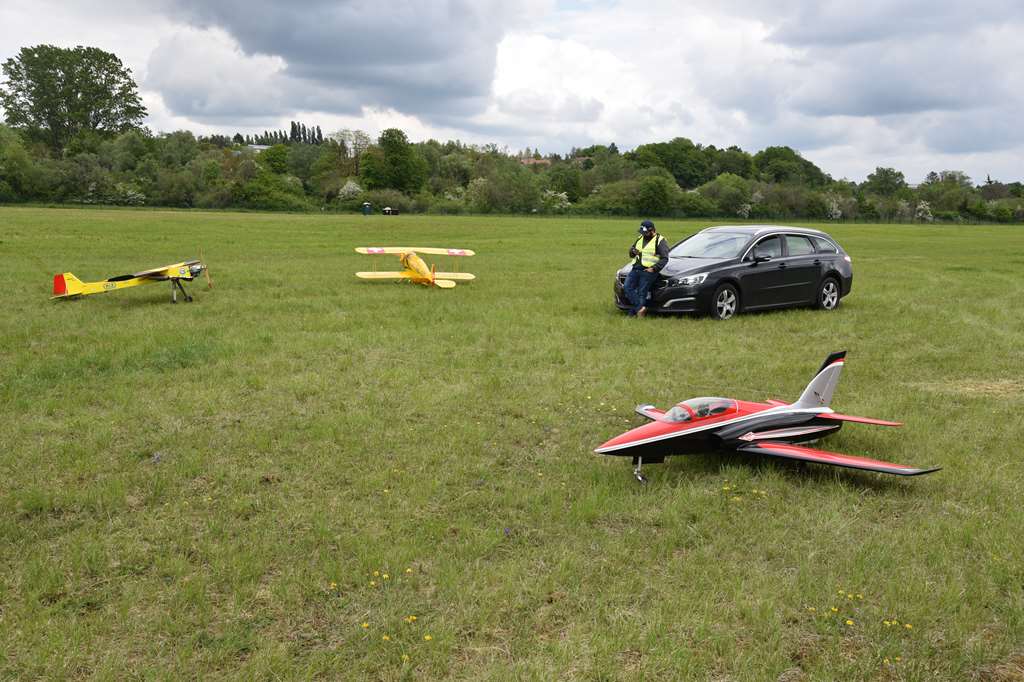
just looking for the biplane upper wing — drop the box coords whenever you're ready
[432,272,475,281]
[356,247,475,256]
[736,441,939,476]
[355,270,417,280]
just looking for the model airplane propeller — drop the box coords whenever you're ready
[355,247,475,289]
[52,259,211,303]
[596,351,941,482]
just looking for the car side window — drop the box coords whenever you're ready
[811,236,838,254]
[752,235,782,259]
[785,235,815,256]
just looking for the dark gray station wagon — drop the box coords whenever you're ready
[615,225,853,320]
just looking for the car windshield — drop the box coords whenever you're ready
[663,397,738,423]
[670,232,749,259]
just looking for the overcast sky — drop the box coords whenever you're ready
[2,0,1022,182]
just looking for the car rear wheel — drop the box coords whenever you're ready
[711,283,739,320]
[816,277,840,310]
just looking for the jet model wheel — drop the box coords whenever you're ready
[711,283,739,320]
[816,277,840,310]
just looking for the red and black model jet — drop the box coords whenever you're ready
[596,351,941,482]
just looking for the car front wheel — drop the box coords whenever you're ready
[710,283,739,320]
[816,277,840,310]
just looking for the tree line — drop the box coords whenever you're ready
[1,43,1022,222]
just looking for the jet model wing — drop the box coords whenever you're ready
[356,247,475,256]
[634,404,666,420]
[736,441,940,476]
[819,413,903,427]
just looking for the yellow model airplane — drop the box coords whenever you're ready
[52,259,211,303]
[355,247,475,289]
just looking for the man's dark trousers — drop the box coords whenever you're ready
[624,267,659,315]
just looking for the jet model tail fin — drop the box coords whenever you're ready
[793,351,846,409]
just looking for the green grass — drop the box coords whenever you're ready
[1,206,1023,680]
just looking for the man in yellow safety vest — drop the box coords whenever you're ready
[624,219,669,317]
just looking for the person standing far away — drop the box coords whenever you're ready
[623,219,669,317]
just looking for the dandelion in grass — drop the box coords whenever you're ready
[884,658,890,664]
[830,607,838,613]
[370,581,377,587]
[856,593,863,600]
[382,634,391,641]
[383,574,389,580]
[402,654,410,662]
[405,568,413,574]
[904,623,913,630]
[846,619,854,626]
[373,571,380,577]
[424,634,433,641]
[329,581,337,590]
[361,622,369,629]
[806,607,816,613]
[895,657,902,662]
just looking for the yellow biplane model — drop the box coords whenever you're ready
[52,259,211,303]
[355,247,475,289]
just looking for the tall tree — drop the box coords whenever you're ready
[0,44,146,151]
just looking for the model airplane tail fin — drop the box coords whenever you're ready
[53,272,84,297]
[794,351,846,409]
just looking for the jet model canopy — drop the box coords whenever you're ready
[663,397,738,423]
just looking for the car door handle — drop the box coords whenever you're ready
[813,259,821,265]
[777,262,787,269]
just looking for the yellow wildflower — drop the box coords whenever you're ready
[884,658,890,664]
[405,568,413,574]
[846,619,854,626]
[382,634,391,641]
[904,623,913,630]
[424,634,433,641]
[370,581,377,587]
[807,607,816,612]
[830,607,838,613]
[373,571,380,577]
[383,574,389,580]
[895,657,901,662]
[856,593,863,600]
[361,622,369,629]
[402,654,410,662]
[329,582,337,590]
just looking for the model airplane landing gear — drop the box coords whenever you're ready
[632,456,647,483]
[170,279,193,303]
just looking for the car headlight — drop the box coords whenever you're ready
[671,272,708,287]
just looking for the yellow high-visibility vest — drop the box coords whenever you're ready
[634,234,665,268]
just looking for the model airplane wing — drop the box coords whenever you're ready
[634,404,666,420]
[432,272,475,281]
[356,247,475,256]
[736,441,939,476]
[819,413,903,427]
[355,271,416,280]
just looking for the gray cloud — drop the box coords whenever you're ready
[150,0,533,121]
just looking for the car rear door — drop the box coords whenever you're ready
[781,234,820,303]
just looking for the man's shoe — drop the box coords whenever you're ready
[637,307,647,318]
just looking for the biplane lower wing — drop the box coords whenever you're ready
[355,271,459,288]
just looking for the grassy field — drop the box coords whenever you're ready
[1,207,1022,680]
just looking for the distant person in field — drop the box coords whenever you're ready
[624,219,669,317]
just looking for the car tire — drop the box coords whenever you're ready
[815,277,840,310]
[710,283,739,320]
